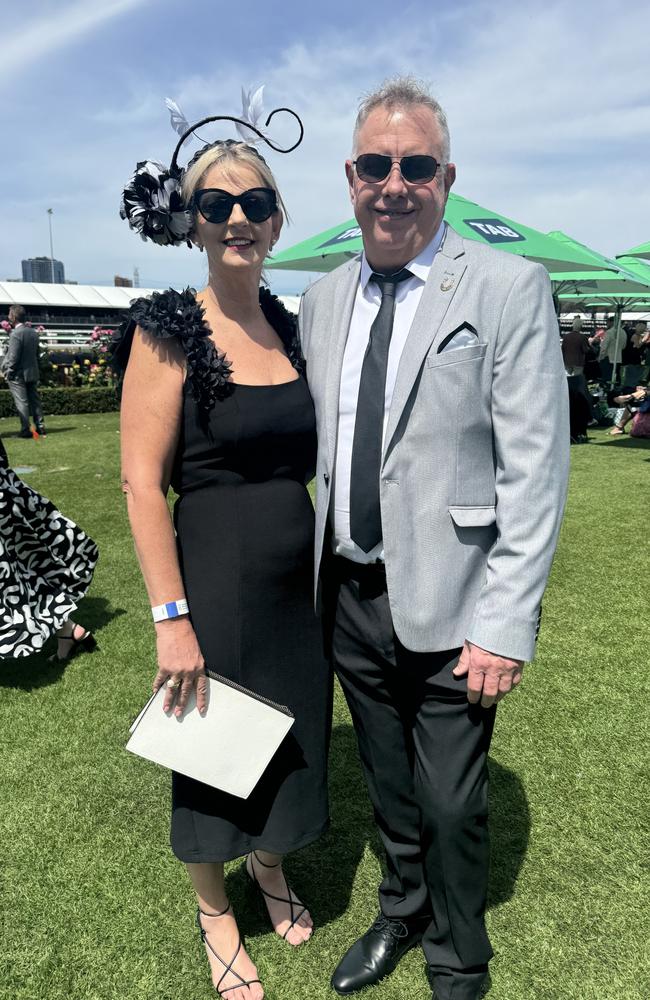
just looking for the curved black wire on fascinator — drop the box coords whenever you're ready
[119,108,303,248]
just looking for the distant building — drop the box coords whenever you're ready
[21,257,65,283]
[114,275,133,287]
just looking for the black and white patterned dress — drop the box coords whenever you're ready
[0,436,98,658]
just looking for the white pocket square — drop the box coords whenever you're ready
[441,331,478,351]
[438,322,479,353]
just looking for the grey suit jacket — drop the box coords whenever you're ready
[1,324,40,382]
[299,225,570,663]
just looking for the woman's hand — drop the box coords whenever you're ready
[153,616,208,717]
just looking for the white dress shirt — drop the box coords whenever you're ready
[332,221,447,563]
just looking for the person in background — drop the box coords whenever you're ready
[561,316,590,375]
[622,322,647,386]
[609,383,650,436]
[0,435,97,660]
[0,305,45,439]
[599,315,625,383]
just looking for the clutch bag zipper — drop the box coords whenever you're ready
[206,669,294,719]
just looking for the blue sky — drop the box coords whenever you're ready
[2,0,649,294]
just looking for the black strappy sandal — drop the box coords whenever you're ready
[196,903,262,997]
[246,851,310,944]
[48,623,97,663]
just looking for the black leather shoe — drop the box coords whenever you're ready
[331,913,425,995]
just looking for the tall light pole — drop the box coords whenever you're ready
[47,208,55,282]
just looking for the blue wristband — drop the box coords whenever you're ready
[151,599,189,622]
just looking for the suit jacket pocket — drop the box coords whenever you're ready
[448,505,496,527]
[426,343,488,368]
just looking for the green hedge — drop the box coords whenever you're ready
[0,386,119,417]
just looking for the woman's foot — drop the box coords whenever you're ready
[197,905,264,1000]
[609,425,626,436]
[51,621,96,661]
[246,852,313,946]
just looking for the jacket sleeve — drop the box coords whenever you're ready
[1,329,23,379]
[464,263,570,662]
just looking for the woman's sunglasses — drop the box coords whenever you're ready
[193,187,278,224]
[353,154,441,184]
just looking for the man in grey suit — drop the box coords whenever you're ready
[1,305,45,438]
[299,78,569,1000]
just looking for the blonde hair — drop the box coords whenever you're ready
[181,142,288,240]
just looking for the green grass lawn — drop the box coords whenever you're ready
[0,413,648,1000]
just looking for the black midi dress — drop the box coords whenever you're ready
[114,288,331,862]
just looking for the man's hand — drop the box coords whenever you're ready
[452,641,524,707]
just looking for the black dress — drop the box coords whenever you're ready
[114,288,331,862]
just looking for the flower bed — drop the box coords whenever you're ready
[43,326,118,388]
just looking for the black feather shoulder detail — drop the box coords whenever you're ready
[259,286,304,376]
[110,286,302,412]
[111,287,232,410]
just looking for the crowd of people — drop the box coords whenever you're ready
[560,317,650,440]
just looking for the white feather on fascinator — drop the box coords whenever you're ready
[164,98,191,137]
[235,85,269,144]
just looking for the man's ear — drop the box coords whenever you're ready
[444,162,456,196]
[345,160,355,203]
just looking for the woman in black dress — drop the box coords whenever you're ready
[116,109,330,999]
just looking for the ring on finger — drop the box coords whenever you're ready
[166,677,181,690]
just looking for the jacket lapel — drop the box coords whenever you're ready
[383,226,467,457]
[324,258,361,465]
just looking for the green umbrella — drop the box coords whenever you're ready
[547,229,624,273]
[267,193,611,274]
[621,240,650,261]
[557,291,650,311]
[549,236,650,299]
[547,232,650,296]
[615,255,650,284]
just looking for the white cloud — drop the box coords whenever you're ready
[0,0,152,83]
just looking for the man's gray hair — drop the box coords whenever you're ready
[352,76,451,161]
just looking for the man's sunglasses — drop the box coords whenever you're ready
[193,187,278,224]
[353,154,441,184]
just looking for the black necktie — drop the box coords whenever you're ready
[349,268,412,553]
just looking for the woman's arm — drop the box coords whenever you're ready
[120,327,207,716]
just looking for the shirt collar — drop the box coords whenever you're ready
[360,220,447,292]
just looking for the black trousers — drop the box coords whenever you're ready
[324,557,495,1000]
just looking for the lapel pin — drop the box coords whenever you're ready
[440,275,456,292]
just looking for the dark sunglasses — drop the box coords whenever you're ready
[193,187,278,224]
[353,153,441,184]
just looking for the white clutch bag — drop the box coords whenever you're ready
[126,672,295,799]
